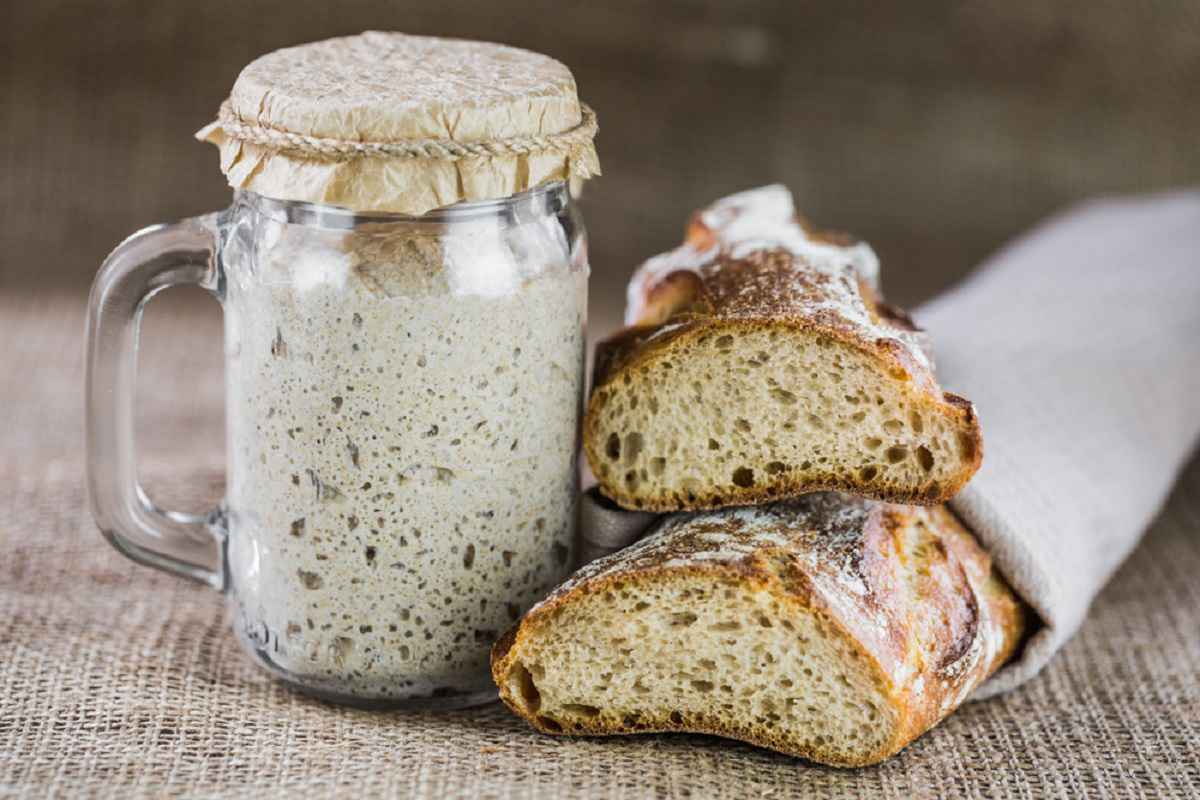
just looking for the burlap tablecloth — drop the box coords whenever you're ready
[2,289,1198,798]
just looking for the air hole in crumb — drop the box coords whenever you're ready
[511,663,541,713]
[851,411,866,422]
[910,412,925,433]
[563,704,600,718]
[860,465,879,481]
[715,335,734,350]
[766,461,787,475]
[864,437,882,450]
[732,467,755,488]
[691,680,714,692]
[885,446,908,464]
[883,419,904,434]
[708,439,720,451]
[669,711,684,725]
[670,612,698,626]
[770,388,797,404]
[917,446,935,472]
[734,418,752,433]
[634,601,650,611]
[297,570,323,590]
[649,457,666,476]
[624,432,644,465]
[605,433,620,460]
[710,621,741,632]
[537,716,562,732]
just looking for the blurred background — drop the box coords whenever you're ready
[4,1,1199,336]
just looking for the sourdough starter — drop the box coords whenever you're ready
[222,212,585,701]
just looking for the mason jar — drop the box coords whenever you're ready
[86,181,588,708]
[85,31,598,709]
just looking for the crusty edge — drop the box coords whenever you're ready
[886,506,1026,753]
[492,505,1025,767]
[584,317,983,512]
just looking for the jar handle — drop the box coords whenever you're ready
[85,214,227,589]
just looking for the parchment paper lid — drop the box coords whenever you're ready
[197,31,599,214]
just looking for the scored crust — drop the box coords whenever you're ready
[491,494,1026,767]
[584,185,983,512]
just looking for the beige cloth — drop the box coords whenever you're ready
[580,190,1200,698]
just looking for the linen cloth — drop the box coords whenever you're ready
[580,190,1200,697]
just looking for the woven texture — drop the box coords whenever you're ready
[2,281,1199,797]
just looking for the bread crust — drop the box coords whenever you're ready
[492,495,1026,767]
[586,188,982,512]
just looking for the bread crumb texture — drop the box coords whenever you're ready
[492,495,1025,767]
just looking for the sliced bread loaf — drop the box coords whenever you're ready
[585,185,982,512]
[491,494,1026,767]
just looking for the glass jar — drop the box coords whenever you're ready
[86,182,587,708]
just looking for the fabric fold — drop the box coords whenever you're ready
[920,190,1200,696]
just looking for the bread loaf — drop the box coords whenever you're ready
[492,494,1025,767]
[584,186,983,512]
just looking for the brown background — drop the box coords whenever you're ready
[4,0,1199,334]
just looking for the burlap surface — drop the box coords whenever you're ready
[2,290,1198,798]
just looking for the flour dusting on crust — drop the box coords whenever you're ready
[623,185,930,375]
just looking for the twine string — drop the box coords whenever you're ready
[215,100,597,162]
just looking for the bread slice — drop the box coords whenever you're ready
[492,495,1025,767]
[584,185,982,512]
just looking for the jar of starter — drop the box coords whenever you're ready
[85,32,598,709]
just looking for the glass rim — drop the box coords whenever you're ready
[238,181,568,229]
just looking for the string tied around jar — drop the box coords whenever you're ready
[213,99,599,169]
